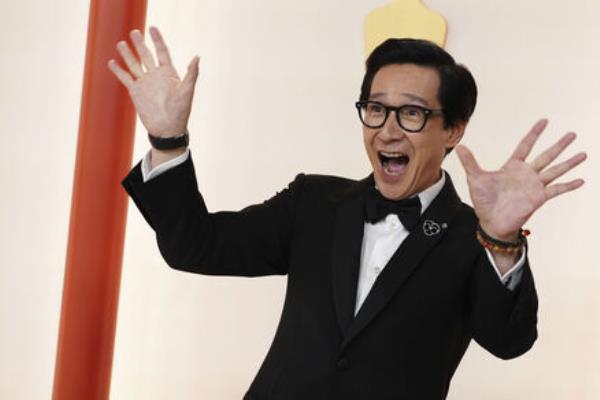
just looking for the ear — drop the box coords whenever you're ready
[444,122,466,150]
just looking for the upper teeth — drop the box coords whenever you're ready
[380,151,404,157]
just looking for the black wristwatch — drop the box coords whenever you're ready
[148,132,189,150]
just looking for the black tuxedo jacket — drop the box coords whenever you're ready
[122,153,538,400]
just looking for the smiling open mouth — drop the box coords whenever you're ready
[378,151,409,175]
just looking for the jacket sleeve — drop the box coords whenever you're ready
[468,245,539,360]
[121,151,305,277]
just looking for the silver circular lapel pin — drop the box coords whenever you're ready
[423,220,442,236]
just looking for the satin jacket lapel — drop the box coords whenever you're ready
[331,174,374,336]
[340,174,464,351]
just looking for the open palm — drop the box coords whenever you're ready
[108,27,199,136]
[455,119,587,240]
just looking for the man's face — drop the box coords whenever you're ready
[362,63,464,200]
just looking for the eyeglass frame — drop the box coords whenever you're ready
[354,100,444,133]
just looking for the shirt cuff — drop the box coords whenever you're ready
[485,247,526,291]
[141,148,190,183]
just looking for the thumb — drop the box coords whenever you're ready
[182,56,200,90]
[455,144,482,176]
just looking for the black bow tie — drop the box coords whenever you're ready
[364,187,422,230]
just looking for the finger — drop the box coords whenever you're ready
[129,29,157,70]
[540,152,587,185]
[455,144,483,176]
[149,26,174,67]
[531,132,576,172]
[181,56,200,91]
[116,40,144,79]
[510,118,548,161]
[107,59,134,88]
[545,179,585,200]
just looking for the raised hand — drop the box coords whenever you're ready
[108,26,200,137]
[455,119,587,242]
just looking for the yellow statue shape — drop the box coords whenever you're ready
[364,0,447,57]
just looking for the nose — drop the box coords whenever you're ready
[379,110,407,141]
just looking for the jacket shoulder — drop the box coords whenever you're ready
[299,173,366,200]
[302,173,358,188]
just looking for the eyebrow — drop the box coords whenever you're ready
[369,92,430,107]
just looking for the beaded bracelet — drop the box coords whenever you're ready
[476,224,530,254]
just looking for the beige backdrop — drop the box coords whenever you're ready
[0,0,598,399]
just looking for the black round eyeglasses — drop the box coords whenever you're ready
[355,101,443,132]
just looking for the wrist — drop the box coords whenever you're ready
[492,249,522,276]
[148,131,189,151]
[478,222,519,242]
[476,224,529,255]
[149,124,188,138]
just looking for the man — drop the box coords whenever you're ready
[109,27,586,399]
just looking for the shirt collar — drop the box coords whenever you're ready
[416,170,446,215]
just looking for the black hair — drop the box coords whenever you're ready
[359,38,477,130]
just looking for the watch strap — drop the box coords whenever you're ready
[148,132,189,150]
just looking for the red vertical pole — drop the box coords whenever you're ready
[53,1,147,399]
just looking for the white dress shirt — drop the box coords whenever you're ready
[140,148,525,316]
